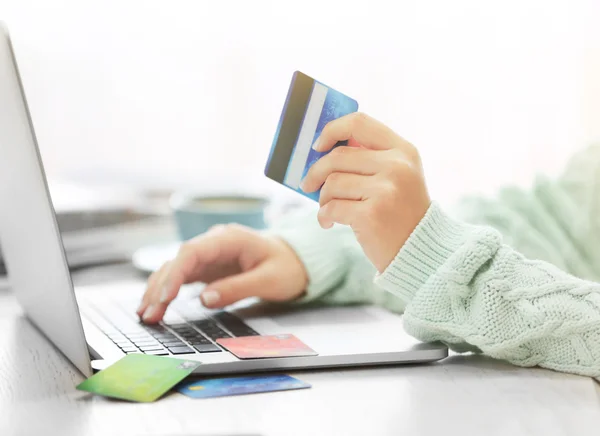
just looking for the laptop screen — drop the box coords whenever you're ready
[0,24,92,377]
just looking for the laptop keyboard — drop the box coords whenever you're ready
[85,301,259,356]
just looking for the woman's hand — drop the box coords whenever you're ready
[300,113,430,273]
[137,224,309,324]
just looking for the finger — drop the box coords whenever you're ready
[312,112,402,153]
[317,199,363,229]
[140,262,174,323]
[318,172,372,207]
[140,226,238,324]
[301,147,379,193]
[158,225,254,305]
[137,274,157,316]
[200,265,272,309]
[137,261,170,317]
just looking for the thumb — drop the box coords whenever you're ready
[200,266,270,309]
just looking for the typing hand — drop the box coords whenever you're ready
[137,224,308,324]
[300,112,431,273]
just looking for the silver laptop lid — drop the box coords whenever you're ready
[0,23,92,377]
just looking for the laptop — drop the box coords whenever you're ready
[0,23,447,377]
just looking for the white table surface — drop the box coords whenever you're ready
[1,270,599,436]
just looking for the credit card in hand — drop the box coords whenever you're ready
[264,71,358,201]
[177,374,311,399]
[216,333,318,359]
[76,354,201,402]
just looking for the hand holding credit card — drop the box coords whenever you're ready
[265,71,430,274]
[264,71,358,201]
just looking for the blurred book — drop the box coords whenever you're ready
[0,182,177,285]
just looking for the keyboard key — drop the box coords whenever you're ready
[121,346,138,353]
[157,336,181,344]
[190,319,211,328]
[179,336,198,342]
[144,349,169,356]
[193,344,222,353]
[190,320,231,338]
[120,328,146,335]
[126,337,154,344]
[168,346,195,355]
[180,334,205,342]
[127,339,154,345]
[132,340,160,347]
[154,333,174,339]
[211,312,259,337]
[113,340,133,347]
[150,331,173,337]
[143,325,166,333]
[164,321,219,343]
[130,336,159,343]
[192,320,220,330]
[153,337,177,344]
[175,331,196,338]
[189,337,212,345]
[144,332,167,339]
[125,333,154,339]
[161,341,186,348]
[114,344,134,350]
[202,325,229,336]
[130,336,158,342]
[234,329,259,337]
[126,351,143,354]
[139,345,165,352]
[200,328,231,340]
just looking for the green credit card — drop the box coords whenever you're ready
[77,354,201,402]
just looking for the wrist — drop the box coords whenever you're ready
[264,221,350,304]
[375,199,432,274]
[270,236,309,299]
[374,202,489,303]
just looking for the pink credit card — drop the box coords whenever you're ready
[216,334,318,359]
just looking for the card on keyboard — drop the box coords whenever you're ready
[177,374,311,399]
[76,354,201,402]
[216,334,318,359]
[264,71,358,201]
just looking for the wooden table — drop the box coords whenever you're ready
[1,263,599,436]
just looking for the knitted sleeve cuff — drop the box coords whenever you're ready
[374,202,476,304]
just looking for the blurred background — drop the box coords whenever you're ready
[0,0,599,284]
[3,0,599,199]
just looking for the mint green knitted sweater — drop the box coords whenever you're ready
[271,144,600,379]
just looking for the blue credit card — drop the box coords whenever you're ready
[264,71,358,201]
[177,374,311,399]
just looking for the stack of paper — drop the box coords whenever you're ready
[0,182,176,288]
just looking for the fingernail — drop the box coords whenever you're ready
[159,286,170,304]
[201,289,220,307]
[136,302,146,316]
[142,305,157,322]
[311,137,321,151]
[299,179,307,192]
[209,224,226,234]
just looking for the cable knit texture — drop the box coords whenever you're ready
[272,144,600,379]
[376,202,600,377]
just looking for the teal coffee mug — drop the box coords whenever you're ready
[170,193,269,241]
